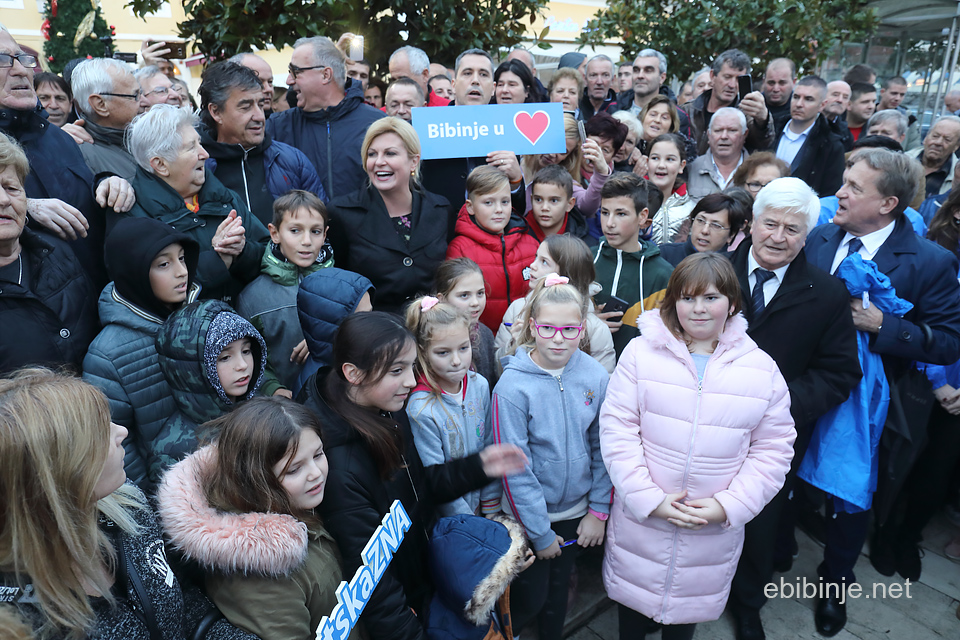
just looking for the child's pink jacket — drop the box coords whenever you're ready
[599,310,795,624]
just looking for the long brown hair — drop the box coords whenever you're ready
[927,189,960,253]
[0,369,144,639]
[324,312,413,479]
[660,253,742,343]
[203,397,325,524]
[405,297,472,396]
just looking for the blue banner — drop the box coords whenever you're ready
[412,102,567,160]
[315,500,412,640]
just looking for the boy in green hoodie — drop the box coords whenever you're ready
[593,173,674,357]
[237,190,333,397]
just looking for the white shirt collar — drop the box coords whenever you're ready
[841,220,897,258]
[782,118,816,141]
[747,248,790,282]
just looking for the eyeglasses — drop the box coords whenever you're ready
[0,53,39,69]
[692,216,730,232]
[142,86,170,98]
[745,181,772,192]
[102,90,142,101]
[288,63,327,79]
[532,322,584,340]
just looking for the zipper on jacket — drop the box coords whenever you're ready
[638,255,646,314]
[611,249,623,296]
[500,235,511,303]
[661,377,704,620]
[326,122,333,199]
[553,374,573,507]
[241,146,252,210]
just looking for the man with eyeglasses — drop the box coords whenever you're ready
[266,35,384,200]
[68,57,143,181]
[726,177,860,640]
[0,25,135,287]
[135,66,182,111]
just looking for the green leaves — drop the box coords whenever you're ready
[125,0,550,71]
[577,0,879,81]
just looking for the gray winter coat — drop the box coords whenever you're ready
[83,283,199,493]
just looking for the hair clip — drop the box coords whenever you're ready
[421,296,440,311]
[543,274,569,287]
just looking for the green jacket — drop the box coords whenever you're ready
[592,239,674,357]
[236,246,330,395]
[151,300,266,485]
[118,168,270,305]
[158,447,363,640]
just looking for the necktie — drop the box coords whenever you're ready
[846,237,864,258]
[752,269,775,317]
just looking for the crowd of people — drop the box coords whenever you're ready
[2,20,960,640]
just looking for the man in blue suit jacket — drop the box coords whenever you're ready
[805,148,960,637]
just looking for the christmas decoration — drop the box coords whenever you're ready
[43,0,113,74]
[40,18,51,41]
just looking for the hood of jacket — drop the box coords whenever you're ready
[156,300,267,423]
[198,123,272,161]
[105,217,200,320]
[297,268,375,369]
[261,242,332,287]
[300,79,369,125]
[453,203,530,251]
[428,514,528,626]
[98,281,201,333]
[636,308,752,366]
[595,236,664,262]
[157,445,310,576]
[85,119,127,147]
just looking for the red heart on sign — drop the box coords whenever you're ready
[514,111,550,145]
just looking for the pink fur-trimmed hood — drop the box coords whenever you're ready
[156,446,309,576]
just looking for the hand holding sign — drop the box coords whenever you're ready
[486,151,522,183]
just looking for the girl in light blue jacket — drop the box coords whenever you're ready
[405,295,501,517]
[492,277,611,640]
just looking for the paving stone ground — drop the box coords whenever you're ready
[519,513,960,640]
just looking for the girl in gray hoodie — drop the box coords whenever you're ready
[492,277,612,639]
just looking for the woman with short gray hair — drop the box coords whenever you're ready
[120,104,269,303]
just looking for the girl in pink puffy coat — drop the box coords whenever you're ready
[599,253,795,639]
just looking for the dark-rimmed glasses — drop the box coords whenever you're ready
[0,53,39,69]
[102,90,142,101]
[288,63,327,79]
[532,322,584,340]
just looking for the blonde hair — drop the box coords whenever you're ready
[522,113,583,182]
[0,134,29,184]
[510,279,590,356]
[0,369,145,639]
[466,165,510,199]
[361,116,422,186]
[405,297,472,395]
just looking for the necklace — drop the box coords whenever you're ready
[15,253,22,285]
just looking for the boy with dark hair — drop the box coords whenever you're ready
[593,172,673,357]
[526,165,593,244]
[237,190,333,397]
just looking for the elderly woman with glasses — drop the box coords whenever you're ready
[0,134,97,375]
[658,193,751,266]
[731,152,791,198]
[120,105,269,303]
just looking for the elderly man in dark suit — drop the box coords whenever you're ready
[804,148,960,636]
[726,177,861,640]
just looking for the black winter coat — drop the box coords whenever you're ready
[0,485,257,640]
[773,114,846,197]
[326,184,450,314]
[299,369,491,640]
[0,228,97,375]
[730,240,862,462]
[2,105,108,287]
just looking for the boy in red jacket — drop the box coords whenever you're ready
[447,166,539,331]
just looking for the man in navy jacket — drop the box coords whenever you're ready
[804,148,960,636]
